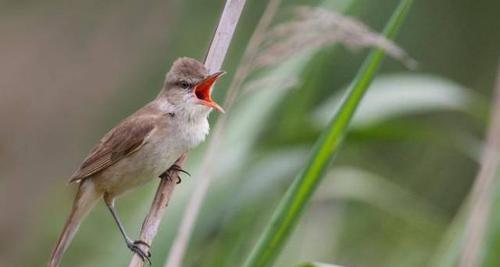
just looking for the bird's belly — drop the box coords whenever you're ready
[92,116,209,198]
[94,136,186,197]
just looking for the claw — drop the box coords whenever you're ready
[170,164,191,176]
[127,240,151,265]
[159,164,191,184]
[134,240,151,249]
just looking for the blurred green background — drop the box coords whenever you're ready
[1,0,499,267]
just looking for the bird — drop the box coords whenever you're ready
[48,57,225,267]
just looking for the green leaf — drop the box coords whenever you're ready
[241,1,414,267]
[314,74,482,129]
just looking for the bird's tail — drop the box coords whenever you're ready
[48,180,101,267]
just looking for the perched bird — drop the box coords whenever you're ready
[48,57,225,267]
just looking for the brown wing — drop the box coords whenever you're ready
[69,115,156,183]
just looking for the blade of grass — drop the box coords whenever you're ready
[241,1,414,267]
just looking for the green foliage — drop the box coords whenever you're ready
[5,1,499,267]
[242,1,414,267]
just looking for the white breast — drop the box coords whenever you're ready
[95,100,211,197]
[142,113,209,181]
[177,116,210,149]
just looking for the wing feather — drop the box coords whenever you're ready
[69,115,156,183]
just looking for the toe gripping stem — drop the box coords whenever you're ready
[128,240,151,265]
[159,164,191,184]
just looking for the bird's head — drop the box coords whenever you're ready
[160,57,225,114]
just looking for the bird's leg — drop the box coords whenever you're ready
[104,195,151,264]
[159,164,191,184]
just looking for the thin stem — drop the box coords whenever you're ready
[164,1,281,267]
[127,156,185,267]
[459,63,500,267]
[127,1,247,266]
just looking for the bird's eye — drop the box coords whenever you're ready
[179,81,190,89]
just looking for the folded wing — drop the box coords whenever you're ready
[69,116,156,183]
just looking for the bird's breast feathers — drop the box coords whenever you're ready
[178,116,210,149]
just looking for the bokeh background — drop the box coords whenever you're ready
[1,0,499,267]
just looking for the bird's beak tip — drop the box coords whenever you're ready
[194,71,225,113]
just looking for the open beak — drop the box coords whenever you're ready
[194,71,225,113]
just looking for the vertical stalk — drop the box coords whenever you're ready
[164,1,281,267]
[127,1,247,266]
[459,63,500,267]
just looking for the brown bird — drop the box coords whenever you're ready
[48,57,225,267]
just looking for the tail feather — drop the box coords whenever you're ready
[48,180,101,267]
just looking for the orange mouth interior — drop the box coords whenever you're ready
[194,71,225,112]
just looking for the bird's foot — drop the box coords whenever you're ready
[127,240,151,265]
[170,164,191,177]
[159,171,177,183]
[159,164,191,184]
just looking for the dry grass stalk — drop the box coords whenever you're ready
[242,75,298,94]
[254,6,417,69]
[127,156,185,267]
[459,63,500,267]
[164,1,282,267]
[127,0,247,266]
